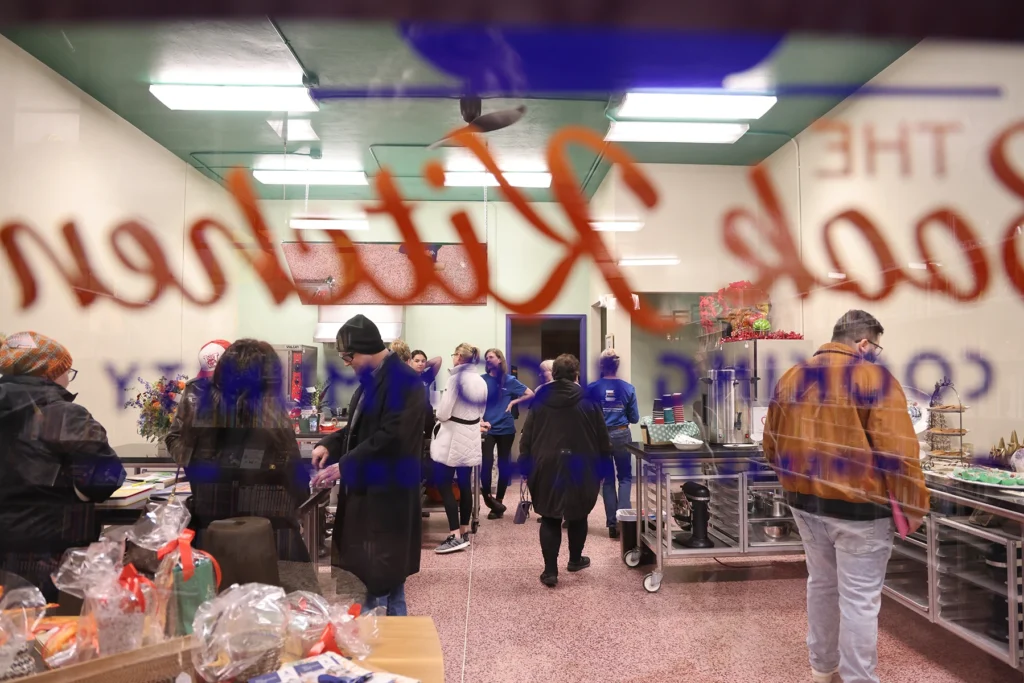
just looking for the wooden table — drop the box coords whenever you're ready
[366,616,446,683]
[20,616,445,683]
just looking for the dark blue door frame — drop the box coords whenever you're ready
[505,314,588,386]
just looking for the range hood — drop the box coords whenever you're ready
[314,305,404,344]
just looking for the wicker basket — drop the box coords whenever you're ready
[20,638,194,683]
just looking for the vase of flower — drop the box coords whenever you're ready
[123,375,189,444]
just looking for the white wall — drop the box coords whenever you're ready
[0,37,245,450]
[587,162,765,427]
[251,199,594,380]
[756,39,1024,449]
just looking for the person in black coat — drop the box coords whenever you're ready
[519,354,612,588]
[311,315,427,615]
[170,339,318,593]
[0,332,125,602]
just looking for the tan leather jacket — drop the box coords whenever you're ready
[763,343,930,528]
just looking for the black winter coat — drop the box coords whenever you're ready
[519,380,612,521]
[318,354,427,595]
[0,376,125,600]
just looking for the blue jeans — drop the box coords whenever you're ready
[602,429,633,527]
[363,582,407,616]
[790,508,894,683]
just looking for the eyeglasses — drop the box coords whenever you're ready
[339,350,354,364]
[862,340,883,357]
[67,368,78,382]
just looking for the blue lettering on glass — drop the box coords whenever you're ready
[654,352,701,406]
[964,349,993,402]
[106,362,139,409]
[905,351,952,397]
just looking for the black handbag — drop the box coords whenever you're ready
[513,480,532,524]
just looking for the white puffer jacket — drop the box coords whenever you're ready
[430,365,488,468]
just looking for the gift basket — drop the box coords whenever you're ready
[125,499,221,637]
[0,574,47,681]
[49,538,156,664]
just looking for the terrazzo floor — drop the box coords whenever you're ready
[381,502,1022,683]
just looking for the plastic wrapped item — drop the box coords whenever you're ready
[324,603,384,661]
[192,583,288,683]
[51,538,157,662]
[0,573,46,681]
[282,591,331,660]
[124,498,219,637]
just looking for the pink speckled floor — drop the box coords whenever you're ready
[394,503,1021,683]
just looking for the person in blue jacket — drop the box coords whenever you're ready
[586,348,639,538]
[480,348,534,519]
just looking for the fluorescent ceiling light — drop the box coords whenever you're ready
[617,92,777,121]
[618,257,680,267]
[267,119,319,141]
[289,218,369,231]
[252,170,367,185]
[605,121,748,144]
[908,262,942,270]
[443,172,552,188]
[149,85,318,112]
[827,272,847,280]
[591,220,644,232]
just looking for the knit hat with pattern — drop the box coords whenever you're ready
[0,331,73,380]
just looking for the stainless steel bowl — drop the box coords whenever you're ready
[763,522,790,539]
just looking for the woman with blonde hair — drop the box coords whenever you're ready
[480,348,534,518]
[389,339,412,364]
[430,343,488,553]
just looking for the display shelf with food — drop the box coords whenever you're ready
[926,378,968,465]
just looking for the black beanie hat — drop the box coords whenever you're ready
[337,314,386,355]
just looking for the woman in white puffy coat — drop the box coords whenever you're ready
[430,343,489,554]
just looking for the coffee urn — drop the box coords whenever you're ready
[702,368,752,445]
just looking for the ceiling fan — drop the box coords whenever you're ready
[427,96,526,150]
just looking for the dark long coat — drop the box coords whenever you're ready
[318,353,426,595]
[519,380,612,521]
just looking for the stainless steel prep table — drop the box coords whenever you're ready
[625,442,803,593]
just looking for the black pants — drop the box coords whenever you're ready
[539,516,587,574]
[481,433,515,501]
[434,461,473,532]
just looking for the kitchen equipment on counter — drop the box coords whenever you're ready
[702,368,749,445]
[671,433,703,451]
[273,345,318,406]
[682,481,713,548]
[762,522,791,539]
[766,492,789,518]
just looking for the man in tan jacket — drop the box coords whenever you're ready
[763,310,929,683]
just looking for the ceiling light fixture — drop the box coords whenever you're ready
[605,121,749,144]
[267,119,319,141]
[908,261,942,270]
[149,85,318,112]
[289,217,370,231]
[443,172,552,188]
[590,220,645,232]
[618,257,680,267]
[617,92,777,121]
[252,170,367,185]
[827,272,847,280]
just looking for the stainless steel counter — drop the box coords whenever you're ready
[624,442,802,593]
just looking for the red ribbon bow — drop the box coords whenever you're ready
[118,564,152,612]
[157,529,222,588]
[157,529,197,581]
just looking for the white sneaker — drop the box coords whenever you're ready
[435,534,471,554]
[811,668,838,683]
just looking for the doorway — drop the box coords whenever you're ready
[505,314,587,463]
[506,314,587,389]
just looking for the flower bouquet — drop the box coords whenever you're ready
[123,375,188,442]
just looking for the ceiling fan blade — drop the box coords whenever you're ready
[471,105,526,132]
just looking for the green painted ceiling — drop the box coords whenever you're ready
[2,21,914,201]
